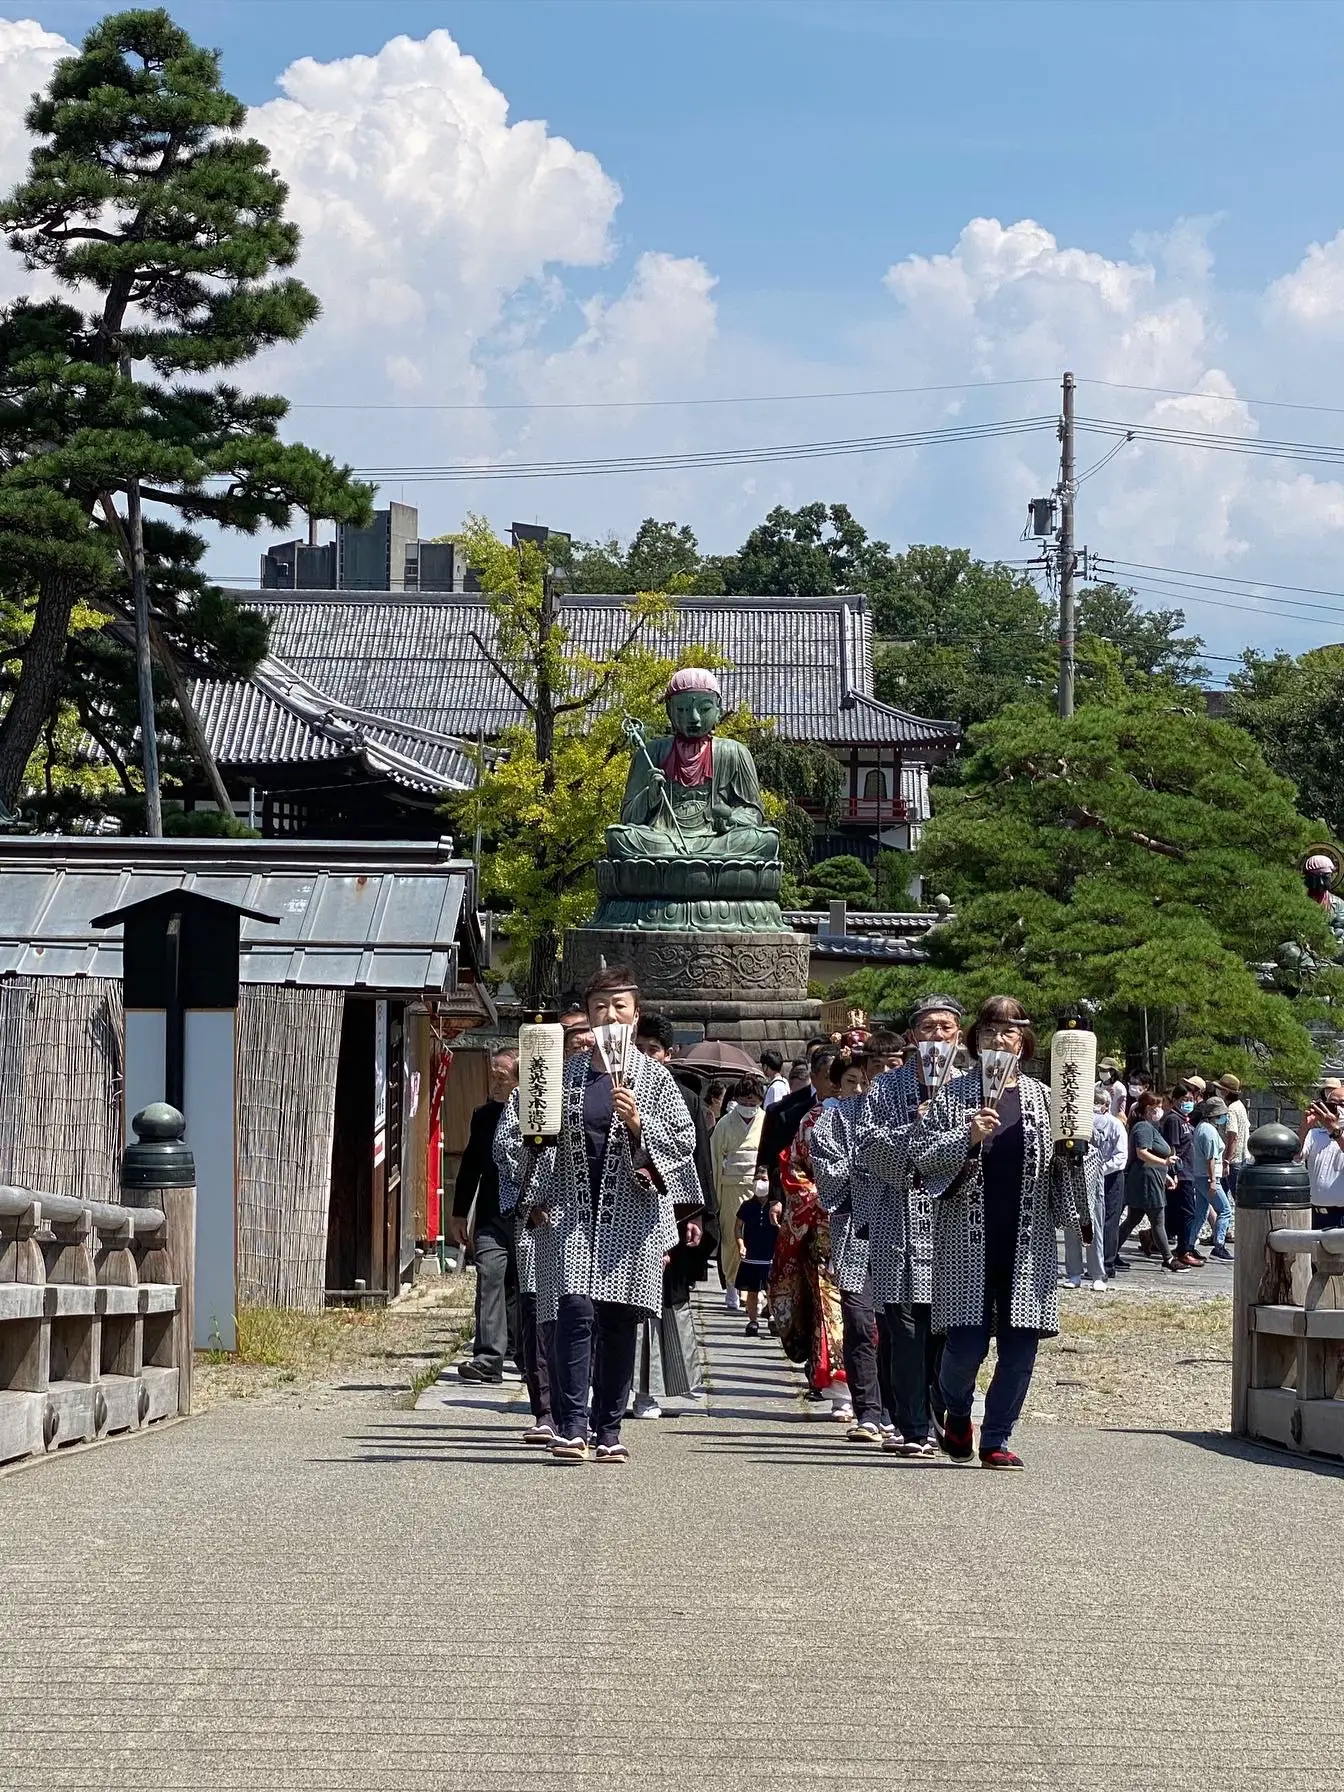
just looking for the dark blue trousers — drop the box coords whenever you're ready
[553,1294,640,1447]
[938,1275,1040,1453]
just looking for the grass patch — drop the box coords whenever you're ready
[229,1304,392,1371]
[1059,1296,1232,1343]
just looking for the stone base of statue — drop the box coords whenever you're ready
[590,855,785,931]
[561,925,822,1050]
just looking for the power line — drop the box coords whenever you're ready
[1082,415,1344,469]
[287,375,1056,414]
[1106,558,1344,603]
[345,414,1055,481]
[1087,377,1344,421]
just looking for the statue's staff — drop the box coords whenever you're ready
[621,715,691,852]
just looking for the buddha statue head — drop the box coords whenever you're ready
[666,666,723,741]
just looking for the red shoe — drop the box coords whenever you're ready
[941,1414,974,1461]
[979,1446,1025,1470]
[1177,1251,1203,1268]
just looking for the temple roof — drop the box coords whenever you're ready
[203,589,959,764]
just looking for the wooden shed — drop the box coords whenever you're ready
[0,836,493,1311]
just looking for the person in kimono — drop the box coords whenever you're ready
[807,1050,887,1443]
[771,1062,850,1419]
[852,994,964,1460]
[907,994,1095,1471]
[495,963,702,1465]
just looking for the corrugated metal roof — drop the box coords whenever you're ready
[0,840,484,997]
[227,590,958,755]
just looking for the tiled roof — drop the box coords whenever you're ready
[227,590,959,756]
[190,656,478,793]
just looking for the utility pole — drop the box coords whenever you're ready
[1057,370,1077,719]
[121,352,162,834]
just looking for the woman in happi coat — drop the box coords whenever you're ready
[769,1068,852,1419]
[494,963,703,1465]
[907,994,1094,1471]
[808,1050,888,1442]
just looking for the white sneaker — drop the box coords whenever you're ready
[632,1398,662,1420]
[724,1288,741,1311]
[830,1401,855,1423]
[1090,1279,1108,1292]
[1066,1275,1084,1288]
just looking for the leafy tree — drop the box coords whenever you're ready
[1225,645,1344,837]
[872,547,1055,730]
[0,9,369,816]
[838,698,1336,1087]
[797,854,875,910]
[719,501,890,598]
[567,518,723,595]
[1075,583,1206,688]
[448,516,685,1003]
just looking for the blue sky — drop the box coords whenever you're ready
[6,1,1344,666]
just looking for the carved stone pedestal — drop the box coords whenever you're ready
[561,927,821,1056]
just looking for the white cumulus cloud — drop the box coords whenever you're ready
[1266,229,1344,332]
[0,18,72,301]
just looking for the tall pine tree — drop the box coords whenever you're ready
[0,8,370,817]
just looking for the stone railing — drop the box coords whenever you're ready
[1231,1123,1344,1461]
[0,1112,195,1471]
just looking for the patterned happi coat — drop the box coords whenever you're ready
[495,1089,555,1306]
[851,1060,933,1309]
[908,1065,1094,1338]
[494,1047,700,1319]
[807,1096,874,1295]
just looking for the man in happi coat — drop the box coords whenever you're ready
[807,1057,888,1442]
[851,995,965,1459]
[494,964,703,1464]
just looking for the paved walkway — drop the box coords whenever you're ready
[1,1294,1339,1791]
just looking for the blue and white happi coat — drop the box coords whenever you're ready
[907,1065,1095,1338]
[850,1060,933,1309]
[494,1048,701,1319]
[495,1090,551,1299]
[806,1096,874,1295]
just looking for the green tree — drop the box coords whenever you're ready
[0,9,369,816]
[1225,645,1344,837]
[839,698,1335,1086]
[719,501,891,597]
[797,854,875,909]
[1075,583,1205,688]
[872,547,1055,729]
[449,516,682,1003]
[567,517,723,595]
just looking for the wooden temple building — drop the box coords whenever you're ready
[186,583,959,861]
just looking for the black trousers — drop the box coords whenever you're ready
[839,1279,882,1426]
[885,1300,944,1444]
[875,1308,896,1428]
[518,1291,556,1428]
[553,1294,639,1448]
[471,1218,520,1372]
[1117,1199,1174,1262]
[1102,1170,1127,1274]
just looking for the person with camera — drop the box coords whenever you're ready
[1298,1081,1344,1231]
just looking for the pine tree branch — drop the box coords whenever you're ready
[1068,805,1186,861]
[469,631,536,715]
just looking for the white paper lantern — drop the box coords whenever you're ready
[1050,1020,1097,1155]
[518,1016,565,1145]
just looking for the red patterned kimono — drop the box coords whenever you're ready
[768,1103,848,1392]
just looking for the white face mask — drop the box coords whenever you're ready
[753,1178,771,1201]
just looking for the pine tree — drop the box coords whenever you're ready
[843,697,1338,1087]
[0,8,370,817]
